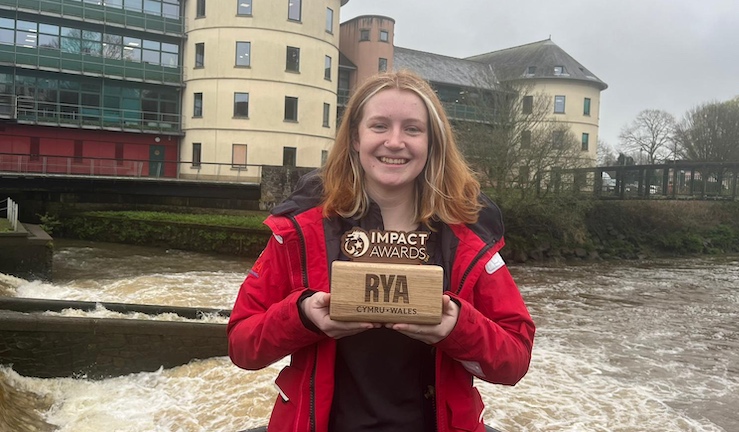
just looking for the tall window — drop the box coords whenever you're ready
[283,147,296,167]
[324,56,332,80]
[522,95,533,114]
[232,144,247,168]
[237,0,252,15]
[288,0,301,21]
[380,30,389,42]
[582,133,590,151]
[196,0,205,17]
[284,96,298,121]
[192,143,202,167]
[325,8,333,33]
[195,43,204,67]
[234,92,249,117]
[193,92,203,117]
[583,98,591,116]
[554,95,566,114]
[323,103,330,127]
[378,58,387,72]
[286,46,300,72]
[321,150,328,166]
[236,42,251,66]
[115,142,124,165]
[521,130,531,148]
[74,140,83,162]
[360,29,370,41]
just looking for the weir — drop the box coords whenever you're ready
[0,298,230,379]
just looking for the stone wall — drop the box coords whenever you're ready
[259,166,315,210]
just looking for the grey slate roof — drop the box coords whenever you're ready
[466,39,608,90]
[393,46,499,90]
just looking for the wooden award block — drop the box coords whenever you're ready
[330,261,443,324]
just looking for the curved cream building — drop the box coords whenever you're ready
[181,0,348,181]
[467,39,608,164]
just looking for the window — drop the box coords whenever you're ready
[583,98,591,116]
[115,142,124,165]
[234,92,249,117]
[288,0,301,21]
[360,29,370,41]
[321,150,328,166]
[286,46,300,72]
[232,144,247,168]
[323,103,330,127]
[237,0,252,15]
[378,58,387,72]
[380,30,389,42]
[526,66,536,76]
[521,130,531,148]
[236,42,250,66]
[554,95,566,114]
[195,43,204,67]
[193,92,203,117]
[518,166,530,185]
[192,143,202,167]
[324,56,332,80]
[196,0,205,17]
[326,8,333,33]
[581,133,590,151]
[283,147,296,167]
[522,95,533,114]
[553,66,566,76]
[284,96,298,121]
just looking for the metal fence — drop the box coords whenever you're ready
[1,197,19,231]
[0,152,263,184]
[535,162,739,201]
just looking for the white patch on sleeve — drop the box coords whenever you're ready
[459,360,485,378]
[273,234,284,244]
[274,382,289,402]
[485,252,505,274]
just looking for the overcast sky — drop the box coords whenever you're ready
[340,0,739,151]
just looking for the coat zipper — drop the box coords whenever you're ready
[455,243,495,294]
[287,215,316,432]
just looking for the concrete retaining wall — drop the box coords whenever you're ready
[0,223,53,281]
[0,298,229,379]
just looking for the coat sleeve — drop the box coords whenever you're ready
[434,256,535,386]
[227,234,327,370]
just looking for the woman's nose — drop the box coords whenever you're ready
[384,127,405,149]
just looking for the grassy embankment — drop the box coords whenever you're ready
[50,198,739,262]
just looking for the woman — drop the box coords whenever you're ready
[228,70,535,432]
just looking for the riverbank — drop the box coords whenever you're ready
[49,198,739,263]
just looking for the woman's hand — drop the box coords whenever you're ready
[301,292,379,339]
[386,295,460,344]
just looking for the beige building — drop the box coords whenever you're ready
[467,39,608,164]
[180,0,348,181]
[339,16,607,166]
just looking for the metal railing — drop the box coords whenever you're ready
[0,95,181,135]
[1,197,19,231]
[0,153,263,184]
[534,162,739,201]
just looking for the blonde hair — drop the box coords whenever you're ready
[321,70,481,225]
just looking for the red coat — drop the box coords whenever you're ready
[228,199,535,432]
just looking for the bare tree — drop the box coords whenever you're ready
[597,139,619,166]
[619,109,676,164]
[455,82,587,193]
[674,99,739,162]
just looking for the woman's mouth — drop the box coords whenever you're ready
[378,157,408,165]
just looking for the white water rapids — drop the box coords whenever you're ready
[1,239,737,431]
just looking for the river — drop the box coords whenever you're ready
[1,239,737,432]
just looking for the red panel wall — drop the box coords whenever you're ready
[0,124,179,177]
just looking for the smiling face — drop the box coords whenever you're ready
[353,88,429,200]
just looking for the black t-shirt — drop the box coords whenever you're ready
[327,209,441,432]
